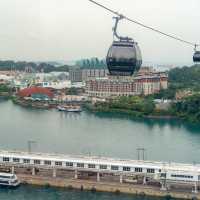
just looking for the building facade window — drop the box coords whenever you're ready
[66,162,73,167]
[77,163,84,168]
[111,165,119,171]
[3,157,10,162]
[23,159,30,164]
[135,167,143,173]
[123,167,131,172]
[100,165,107,170]
[147,169,155,173]
[55,161,62,166]
[44,160,51,165]
[88,164,95,169]
[13,158,20,163]
[34,160,41,165]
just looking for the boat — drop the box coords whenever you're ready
[66,107,82,113]
[0,172,20,187]
[57,105,82,112]
[57,105,66,111]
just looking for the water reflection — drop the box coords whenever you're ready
[89,111,200,134]
[0,100,200,163]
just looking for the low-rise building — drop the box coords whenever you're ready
[18,87,54,100]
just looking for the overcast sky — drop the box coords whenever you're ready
[0,0,199,64]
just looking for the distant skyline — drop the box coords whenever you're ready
[0,0,199,64]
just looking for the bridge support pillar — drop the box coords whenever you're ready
[160,180,167,191]
[120,174,123,184]
[143,176,147,185]
[53,168,56,178]
[32,167,35,176]
[74,170,78,179]
[97,172,100,182]
[11,166,15,174]
[192,182,198,194]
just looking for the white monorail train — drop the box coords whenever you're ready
[0,151,199,184]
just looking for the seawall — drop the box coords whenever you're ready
[18,175,199,200]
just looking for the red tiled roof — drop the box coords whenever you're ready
[18,87,53,98]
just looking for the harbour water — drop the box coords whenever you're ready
[1,99,200,199]
[0,185,164,200]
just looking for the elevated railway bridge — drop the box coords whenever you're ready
[0,150,199,193]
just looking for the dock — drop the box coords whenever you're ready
[0,150,200,199]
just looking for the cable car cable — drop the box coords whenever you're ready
[88,0,199,48]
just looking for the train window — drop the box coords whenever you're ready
[77,163,84,168]
[34,160,41,165]
[135,167,143,172]
[111,165,119,171]
[23,159,30,164]
[123,167,131,171]
[3,157,10,162]
[160,173,166,178]
[13,158,20,163]
[88,164,95,169]
[171,174,193,179]
[147,169,155,173]
[55,161,62,166]
[44,160,51,165]
[66,162,73,167]
[100,165,107,170]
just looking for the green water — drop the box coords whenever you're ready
[0,100,200,199]
[0,185,165,200]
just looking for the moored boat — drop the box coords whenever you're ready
[57,105,82,112]
[0,172,20,187]
[57,105,66,111]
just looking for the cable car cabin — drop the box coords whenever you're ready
[106,40,142,76]
[193,51,200,63]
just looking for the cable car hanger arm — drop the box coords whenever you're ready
[88,0,199,48]
[113,16,132,41]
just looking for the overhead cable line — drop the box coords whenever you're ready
[88,0,199,48]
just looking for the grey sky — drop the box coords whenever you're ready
[0,0,199,64]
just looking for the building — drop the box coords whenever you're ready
[69,68,108,82]
[82,69,108,81]
[69,69,83,83]
[134,74,168,96]
[137,66,155,76]
[86,78,138,98]
[86,69,168,98]
[18,87,54,100]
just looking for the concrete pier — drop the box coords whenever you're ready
[17,174,200,200]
